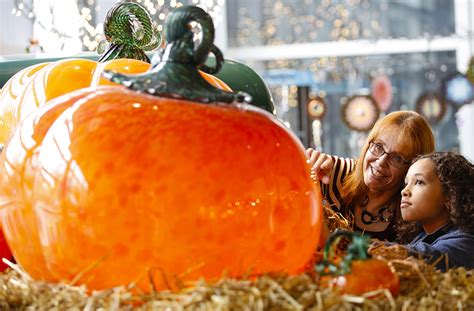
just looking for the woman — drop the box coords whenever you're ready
[399,152,474,271]
[308,111,435,241]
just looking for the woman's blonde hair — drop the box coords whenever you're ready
[341,111,435,208]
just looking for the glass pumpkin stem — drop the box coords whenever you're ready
[316,230,371,276]
[98,1,161,63]
[103,5,251,104]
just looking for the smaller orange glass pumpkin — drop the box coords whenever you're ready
[322,258,400,296]
[317,230,400,296]
[0,58,228,146]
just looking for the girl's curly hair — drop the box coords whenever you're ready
[397,152,474,243]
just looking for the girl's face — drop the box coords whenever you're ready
[363,132,410,195]
[400,158,449,234]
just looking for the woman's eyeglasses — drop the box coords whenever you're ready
[368,142,410,168]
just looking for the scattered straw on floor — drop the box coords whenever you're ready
[1,248,473,311]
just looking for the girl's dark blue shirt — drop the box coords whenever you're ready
[406,225,474,271]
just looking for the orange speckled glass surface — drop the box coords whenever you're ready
[0,87,322,291]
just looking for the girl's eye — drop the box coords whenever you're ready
[415,179,424,185]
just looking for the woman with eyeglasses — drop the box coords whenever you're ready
[307,111,435,241]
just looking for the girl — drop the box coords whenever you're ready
[399,152,474,271]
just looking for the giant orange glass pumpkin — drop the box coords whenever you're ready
[0,5,323,291]
[1,85,322,290]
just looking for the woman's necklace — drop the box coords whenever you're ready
[360,196,393,225]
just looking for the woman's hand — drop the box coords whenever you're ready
[306,148,333,184]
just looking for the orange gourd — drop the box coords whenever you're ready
[0,5,322,291]
[0,58,226,145]
[1,85,322,291]
[317,231,400,296]
[321,258,400,296]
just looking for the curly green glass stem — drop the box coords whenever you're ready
[103,5,250,104]
[163,5,222,74]
[98,1,161,63]
[315,230,371,276]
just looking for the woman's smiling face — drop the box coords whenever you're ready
[363,132,410,195]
